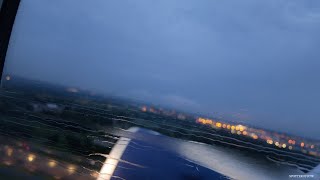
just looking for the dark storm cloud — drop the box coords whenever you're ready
[3,0,320,138]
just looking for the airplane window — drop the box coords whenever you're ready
[0,0,319,179]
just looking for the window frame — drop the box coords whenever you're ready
[0,0,20,81]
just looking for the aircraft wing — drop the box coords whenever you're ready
[98,127,319,180]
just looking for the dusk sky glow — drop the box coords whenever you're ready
[4,0,320,138]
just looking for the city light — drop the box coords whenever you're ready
[6,148,13,157]
[27,154,36,162]
[141,106,147,112]
[251,134,258,140]
[237,125,245,132]
[267,139,273,145]
[48,160,57,168]
[194,115,318,157]
[67,165,76,174]
[282,144,287,148]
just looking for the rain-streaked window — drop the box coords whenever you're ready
[0,0,319,179]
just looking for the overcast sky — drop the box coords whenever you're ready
[3,0,320,139]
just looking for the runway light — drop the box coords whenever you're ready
[275,142,279,146]
[27,154,35,162]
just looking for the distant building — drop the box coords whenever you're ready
[66,88,79,93]
[177,114,186,120]
[29,103,64,113]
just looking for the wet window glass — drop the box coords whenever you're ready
[0,0,320,179]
